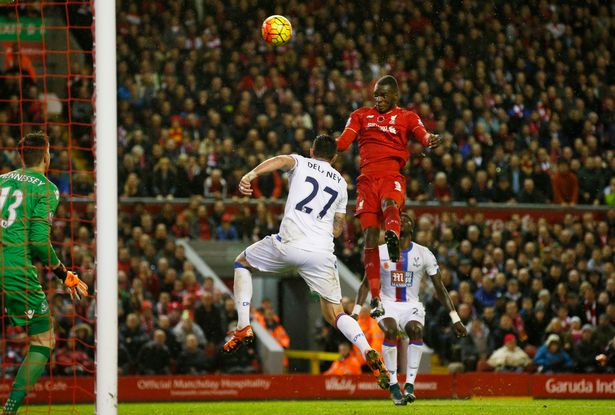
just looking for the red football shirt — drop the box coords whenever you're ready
[337,106,429,175]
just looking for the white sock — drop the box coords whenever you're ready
[335,314,371,356]
[234,266,252,329]
[382,341,398,385]
[406,341,424,385]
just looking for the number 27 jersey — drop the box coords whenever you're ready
[278,155,348,253]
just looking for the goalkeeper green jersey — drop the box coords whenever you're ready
[0,168,60,293]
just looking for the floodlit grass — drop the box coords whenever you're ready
[37,399,615,415]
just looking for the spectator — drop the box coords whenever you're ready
[595,314,615,349]
[460,319,493,371]
[596,336,615,373]
[475,276,498,310]
[136,329,171,375]
[216,213,239,240]
[487,334,531,372]
[518,178,546,204]
[119,313,150,366]
[204,168,227,199]
[492,175,515,203]
[177,334,213,375]
[194,292,225,346]
[151,157,177,199]
[55,337,95,376]
[324,342,362,375]
[252,170,283,199]
[602,177,615,206]
[263,308,290,351]
[577,157,603,204]
[172,312,207,347]
[428,172,452,204]
[534,334,574,373]
[551,161,579,206]
[574,325,600,373]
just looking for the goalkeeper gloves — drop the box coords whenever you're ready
[53,264,89,302]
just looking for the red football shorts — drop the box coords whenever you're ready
[355,173,406,230]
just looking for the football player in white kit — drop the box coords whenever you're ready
[223,135,390,389]
[353,213,467,404]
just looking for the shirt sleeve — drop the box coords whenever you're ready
[337,110,361,151]
[423,247,439,276]
[335,182,348,214]
[288,154,301,178]
[29,186,60,267]
[406,111,429,146]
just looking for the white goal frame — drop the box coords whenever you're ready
[94,0,118,414]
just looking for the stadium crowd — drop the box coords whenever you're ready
[109,0,613,206]
[0,0,614,377]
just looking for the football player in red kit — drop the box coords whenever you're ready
[337,75,441,317]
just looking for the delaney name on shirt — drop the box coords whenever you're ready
[305,161,343,184]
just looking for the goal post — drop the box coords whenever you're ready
[94,0,118,413]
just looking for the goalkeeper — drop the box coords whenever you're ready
[1,132,88,415]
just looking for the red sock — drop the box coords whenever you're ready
[383,205,401,237]
[364,247,380,299]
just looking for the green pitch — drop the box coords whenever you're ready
[43,399,615,415]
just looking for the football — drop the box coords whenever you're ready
[261,15,292,46]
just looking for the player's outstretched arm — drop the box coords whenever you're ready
[430,271,467,338]
[336,128,358,152]
[351,277,370,320]
[239,155,296,196]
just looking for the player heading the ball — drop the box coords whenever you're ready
[224,134,390,389]
[337,75,441,318]
[1,132,88,415]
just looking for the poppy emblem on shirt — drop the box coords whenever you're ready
[383,262,389,270]
[377,116,385,122]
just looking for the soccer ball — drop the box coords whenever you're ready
[261,15,292,46]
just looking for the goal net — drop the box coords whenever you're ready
[0,1,97,413]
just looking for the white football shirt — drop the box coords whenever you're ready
[379,242,439,303]
[278,154,348,253]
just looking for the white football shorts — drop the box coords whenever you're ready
[244,234,342,304]
[377,300,426,328]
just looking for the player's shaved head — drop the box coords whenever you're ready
[19,131,48,167]
[312,134,337,161]
[376,75,399,92]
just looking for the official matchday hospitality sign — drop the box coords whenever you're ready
[1,374,614,404]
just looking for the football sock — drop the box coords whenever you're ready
[382,340,398,385]
[233,263,253,329]
[383,205,401,237]
[364,247,381,298]
[3,345,51,414]
[335,314,371,356]
[407,340,424,385]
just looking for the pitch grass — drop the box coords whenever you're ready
[38,399,615,415]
